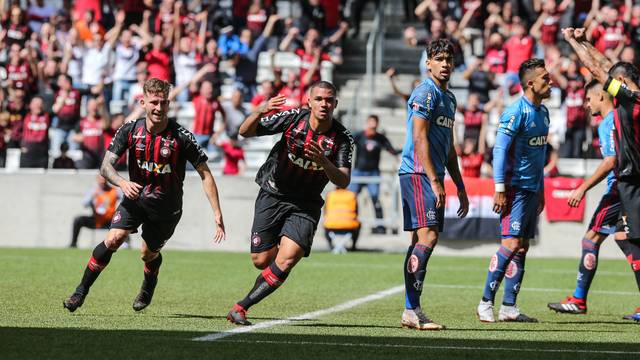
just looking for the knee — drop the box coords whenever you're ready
[502,239,521,253]
[275,257,297,272]
[140,251,159,263]
[104,231,127,250]
[251,254,270,270]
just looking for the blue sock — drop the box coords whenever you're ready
[503,252,526,306]
[481,246,514,303]
[404,244,433,309]
[573,238,600,300]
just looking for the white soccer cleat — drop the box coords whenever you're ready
[498,304,538,322]
[477,299,496,323]
[401,307,445,330]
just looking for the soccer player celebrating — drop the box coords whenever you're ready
[548,80,619,314]
[226,81,353,326]
[563,27,640,322]
[63,78,226,312]
[477,58,551,323]
[398,39,469,330]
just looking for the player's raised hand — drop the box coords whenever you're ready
[120,180,143,200]
[431,179,446,209]
[561,27,575,42]
[493,191,507,214]
[457,188,469,218]
[568,187,585,207]
[304,140,329,166]
[260,95,286,115]
[574,28,587,42]
[213,213,226,243]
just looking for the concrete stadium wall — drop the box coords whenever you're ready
[0,171,624,259]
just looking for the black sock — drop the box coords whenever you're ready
[143,253,163,291]
[237,262,289,310]
[76,242,115,296]
[618,239,640,291]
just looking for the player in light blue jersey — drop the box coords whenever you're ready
[398,39,469,330]
[548,80,621,314]
[477,59,551,323]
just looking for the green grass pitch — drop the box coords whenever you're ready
[1,248,639,359]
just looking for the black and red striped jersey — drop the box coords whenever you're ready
[108,118,208,217]
[255,108,354,201]
[604,77,640,180]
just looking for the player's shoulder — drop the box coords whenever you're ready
[172,121,198,142]
[500,99,524,119]
[332,119,353,139]
[410,80,439,100]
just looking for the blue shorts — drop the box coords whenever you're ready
[589,191,621,235]
[400,173,444,232]
[500,187,539,239]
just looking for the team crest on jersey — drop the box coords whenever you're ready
[320,137,334,152]
[251,233,261,247]
[160,146,171,158]
[583,253,597,270]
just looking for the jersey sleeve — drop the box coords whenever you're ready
[335,130,355,169]
[604,77,638,106]
[496,105,523,137]
[256,109,300,136]
[107,121,135,157]
[179,127,209,168]
[410,85,438,122]
[598,118,616,157]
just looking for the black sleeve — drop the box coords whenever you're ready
[256,109,302,136]
[179,127,208,168]
[335,130,354,169]
[604,76,638,106]
[380,134,400,155]
[107,121,135,157]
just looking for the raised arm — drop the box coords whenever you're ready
[168,63,215,100]
[238,95,286,138]
[196,11,208,54]
[105,10,125,48]
[386,68,411,100]
[562,28,609,84]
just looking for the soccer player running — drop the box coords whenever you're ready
[477,58,551,323]
[548,80,620,314]
[399,39,469,330]
[63,78,226,312]
[226,81,353,325]
[562,27,640,322]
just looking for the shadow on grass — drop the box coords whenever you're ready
[169,313,313,322]
[2,327,639,360]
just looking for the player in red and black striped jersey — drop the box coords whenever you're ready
[63,78,226,313]
[563,27,640,322]
[226,81,353,325]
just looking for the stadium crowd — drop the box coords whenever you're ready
[0,0,639,175]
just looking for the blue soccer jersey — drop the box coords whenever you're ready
[399,78,457,178]
[598,111,617,193]
[493,96,550,191]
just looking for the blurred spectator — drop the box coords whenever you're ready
[172,3,199,103]
[60,29,84,86]
[530,0,571,50]
[74,9,105,43]
[348,115,400,234]
[102,113,127,171]
[219,133,245,175]
[111,16,142,102]
[457,137,486,179]
[555,62,587,159]
[324,188,361,252]
[350,0,380,39]
[6,43,37,94]
[27,0,56,33]
[3,85,28,149]
[127,63,148,111]
[294,28,343,91]
[545,142,560,177]
[222,89,249,138]
[386,67,421,103]
[186,65,227,151]
[52,142,76,169]
[251,80,275,112]
[51,74,82,152]
[5,5,31,47]
[278,71,304,110]
[458,92,488,140]
[69,174,123,248]
[484,33,507,74]
[20,96,50,168]
[463,57,497,104]
[73,96,109,169]
[585,0,631,61]
[504,20,535,94]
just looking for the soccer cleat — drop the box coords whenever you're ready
[547,296,587,314]
[622,307,640,322]
[401,307,444,330]
[227,304,252,326]
[63,293,85,312]
[499,304,538,322]
[132,279,157,312]
[477,299,496,323]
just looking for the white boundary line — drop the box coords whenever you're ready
[192,285,405,342]
[217,339,640,355]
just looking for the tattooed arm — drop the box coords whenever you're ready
[100,151,142,199]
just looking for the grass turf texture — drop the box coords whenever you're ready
[1,248,639,359]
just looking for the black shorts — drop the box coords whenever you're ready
[588,191,622,235]
[250,189,321,257]
[618,180,640,239]
[110,199,182,252]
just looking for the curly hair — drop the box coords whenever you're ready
[426,39,454,60]
[143,78,171,97]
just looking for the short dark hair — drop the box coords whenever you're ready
[426,39,454,60]
[368,114,379,122]
[585,79,603,93]
[308,81,337,96]
[518,58,546,88]
[608,62,640,86]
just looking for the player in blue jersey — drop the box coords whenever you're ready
[398,39,469,330]
[547,80,620,314]
[476,59,551,323]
